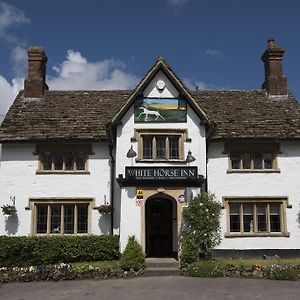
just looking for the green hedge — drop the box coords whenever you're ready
[0,235,119,267]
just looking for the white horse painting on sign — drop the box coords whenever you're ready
[137,106,165,121]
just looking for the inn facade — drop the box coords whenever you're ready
[1,39,300,257]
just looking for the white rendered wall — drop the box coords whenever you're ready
[207,141,300,250]
[143,71,179,98]
[0,143,112,236]
[115,75,207,251]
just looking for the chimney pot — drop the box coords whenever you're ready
[267,38,275,49]
[24,46,48,98]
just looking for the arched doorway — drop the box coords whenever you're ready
[145,195,177,257]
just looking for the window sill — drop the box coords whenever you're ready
[34,233,89,236]
[224,232,290,238]
[135,159,186,164]
[36,171,90,175]
[227,169,281,174]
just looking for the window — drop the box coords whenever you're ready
[33,201,91,235]
[225,143,279,172]
[135,129,187,161]
[225,198,289,237]
[37,144,91,173]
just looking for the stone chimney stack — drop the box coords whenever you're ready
[261,38,287,96]
[24,47,49,98]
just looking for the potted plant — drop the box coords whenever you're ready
[1,204,17,216]
[97,204,113,215]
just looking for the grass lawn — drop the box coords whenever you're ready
[184,258,300,280]
[215,258,300,267]
[72,260,119,271]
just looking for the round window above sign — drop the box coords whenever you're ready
[156,80,166,90]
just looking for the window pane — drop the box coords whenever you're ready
[242,153,251,169]
[41,152,52,170]
[76,153,86,170]
[51,205,61,233]
[64,205,74,234]
[36,205,48,234]
[143,137,152,159]
[169,136,180,159]
[270,204,281,232]
[243,204,254,232]
[253,153,263,169]
[231,153,241,169]
[264,153,274,169]
[256,204,267,232]
[156,137,166,159]
[53,152,64,170]
[77,204,88,233]
[230,204,240,232]
[65,152,74,171]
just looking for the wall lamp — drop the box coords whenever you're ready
[126,145,137,158]
[186,150,196,164]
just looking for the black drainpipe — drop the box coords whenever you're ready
[109,144,115,235]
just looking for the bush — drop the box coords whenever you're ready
[0,235,119,267]
[264,264,300,281]
[120,236,145,271]
[179,233,198,268]
[185,260,224,277]
[180,193,221,266]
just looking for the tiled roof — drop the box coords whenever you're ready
[0,89,300,142]
[0,90,131,142]
[192,90,300,140]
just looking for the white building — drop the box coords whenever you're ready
[1,39,300,258]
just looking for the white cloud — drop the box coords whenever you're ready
[11,46,27,77]
[0,75,23,120]
[49,50,139,90]
[205,49,225,59]
[0,2,30,43]
[167,0,191,8]
[0,49,140,120]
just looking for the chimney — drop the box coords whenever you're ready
[24,47,49,98]
[261,38,287,96]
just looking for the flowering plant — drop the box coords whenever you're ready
[1,204,17,216]
[180,193,221,265]
[97,204,113,215]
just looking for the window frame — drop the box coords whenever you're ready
[223,197,290,238]
[225,143,280,173]
[36,144,91,174]
[30,198,94,236]
[134,129,188,162]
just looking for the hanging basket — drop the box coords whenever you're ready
[1,204,17,216]
[97,205,113,215]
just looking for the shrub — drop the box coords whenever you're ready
[0,235,119,267]
[185,260,224,277]
[180,193,221,266]
[120,236,145,271]
[179,233,198,268]
[264,264,300,281]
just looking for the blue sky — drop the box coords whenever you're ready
[0,0,299,117]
